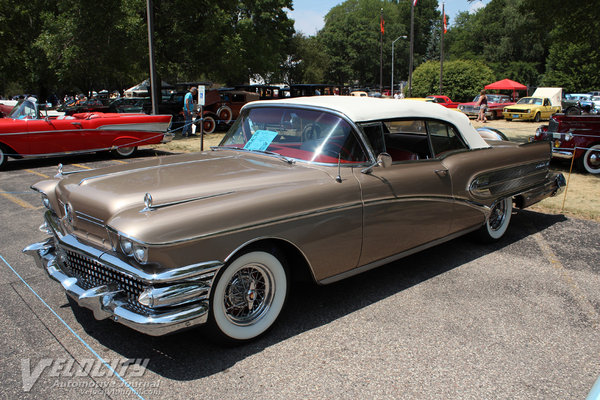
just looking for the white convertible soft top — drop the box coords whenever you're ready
[246,95,490,150]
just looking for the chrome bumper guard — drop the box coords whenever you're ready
[516,172,566,209]
[23,212,223,336]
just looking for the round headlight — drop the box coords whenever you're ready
[120,237,134,256]
[41,194,51,210]
[564,132,573,142]
[133,244,148,263]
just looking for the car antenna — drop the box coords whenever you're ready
[335,153,342,183]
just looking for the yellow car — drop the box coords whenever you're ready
[503,97,561,122]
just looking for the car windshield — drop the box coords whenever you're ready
[8,99,39,119]
[217,106,369,164]
[517,97,542,105]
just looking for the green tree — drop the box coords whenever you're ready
[534,1,600,92]
[0,0,57,97]
[445,0,547,87]
[280,34,329,85]
[411,59,494,101]
[35,0,147,93]
[318,0,440,87]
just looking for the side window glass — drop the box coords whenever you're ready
[382,119,431,162]
[427,121,467,158]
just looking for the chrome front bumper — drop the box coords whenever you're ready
[23,212,222,336]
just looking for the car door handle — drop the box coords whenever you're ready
[70,122,83,128]
[435,169,448,177]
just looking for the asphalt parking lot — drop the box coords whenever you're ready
[1,151,599,399]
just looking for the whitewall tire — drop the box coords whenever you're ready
[210,250,288,342]
[480,197,513,241]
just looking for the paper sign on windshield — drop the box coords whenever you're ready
[243,130,278,151]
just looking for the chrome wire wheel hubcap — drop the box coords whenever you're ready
[489,200,507,231]
[223,264,274,326]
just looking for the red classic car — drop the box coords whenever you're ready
[0,99,17,117]
[457,94,514,119]
[0,98,173,169]
[532,113,600,174]
[426,95,460,108]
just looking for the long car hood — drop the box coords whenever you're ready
[50,150,337,241]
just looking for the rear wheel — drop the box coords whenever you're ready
[0,144,7,169]
[478,197,513,242]
[209,250,288,342]
[203,115,216,134]
[112,146,137,158]
[566,107,582,115]
[581,144,600,174]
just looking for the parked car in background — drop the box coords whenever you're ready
[562,93,594,115]
[426,95,460,108]
[0,97,173,168]
[217,90,260,123]
[531,113,600,174]
[350,91,368,97]
[25,96,565,342]
[503,97,561,121]
[504,87,562,122]
[0,99,18,117]
[457,94,514,119]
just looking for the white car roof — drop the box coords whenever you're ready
[247,95,489,149]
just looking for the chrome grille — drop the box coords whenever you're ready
[548,118,559,132]
[63,249,150,313]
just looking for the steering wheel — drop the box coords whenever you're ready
[302,123,321,142]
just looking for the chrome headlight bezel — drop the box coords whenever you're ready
[118,234,149,264]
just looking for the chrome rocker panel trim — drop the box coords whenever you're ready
[23,213,224,336]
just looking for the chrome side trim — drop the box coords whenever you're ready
[121,201,365,246]
[140,191,235,213]
[319,225,481,285]
[97,122,170,132]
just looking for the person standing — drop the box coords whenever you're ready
[476,89,488,123]
[182,86,197,137]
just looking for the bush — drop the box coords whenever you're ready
[411,59,495,102]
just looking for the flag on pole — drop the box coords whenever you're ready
[443,9,447,33]
[380,14,385,34]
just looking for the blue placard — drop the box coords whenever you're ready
[243,130,278,151]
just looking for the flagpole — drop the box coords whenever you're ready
[439,2,444,94]
[408,1,414,97]
[380,8,383,94]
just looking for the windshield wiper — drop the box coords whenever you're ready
[211,146,295,164]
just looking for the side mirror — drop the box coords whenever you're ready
[377,152,392,168]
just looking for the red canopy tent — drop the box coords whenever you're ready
[485,79,527,101]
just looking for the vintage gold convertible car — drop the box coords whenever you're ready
[24,97,565,342]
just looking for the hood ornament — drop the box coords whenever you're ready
[55,163,64,178]
[142,192,153,212]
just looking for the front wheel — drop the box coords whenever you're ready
[581,144,600,174]
[477,197,513,242]
[209,250,288,342]
[534,112,541,122]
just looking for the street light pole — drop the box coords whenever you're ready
[391,35,407,97]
